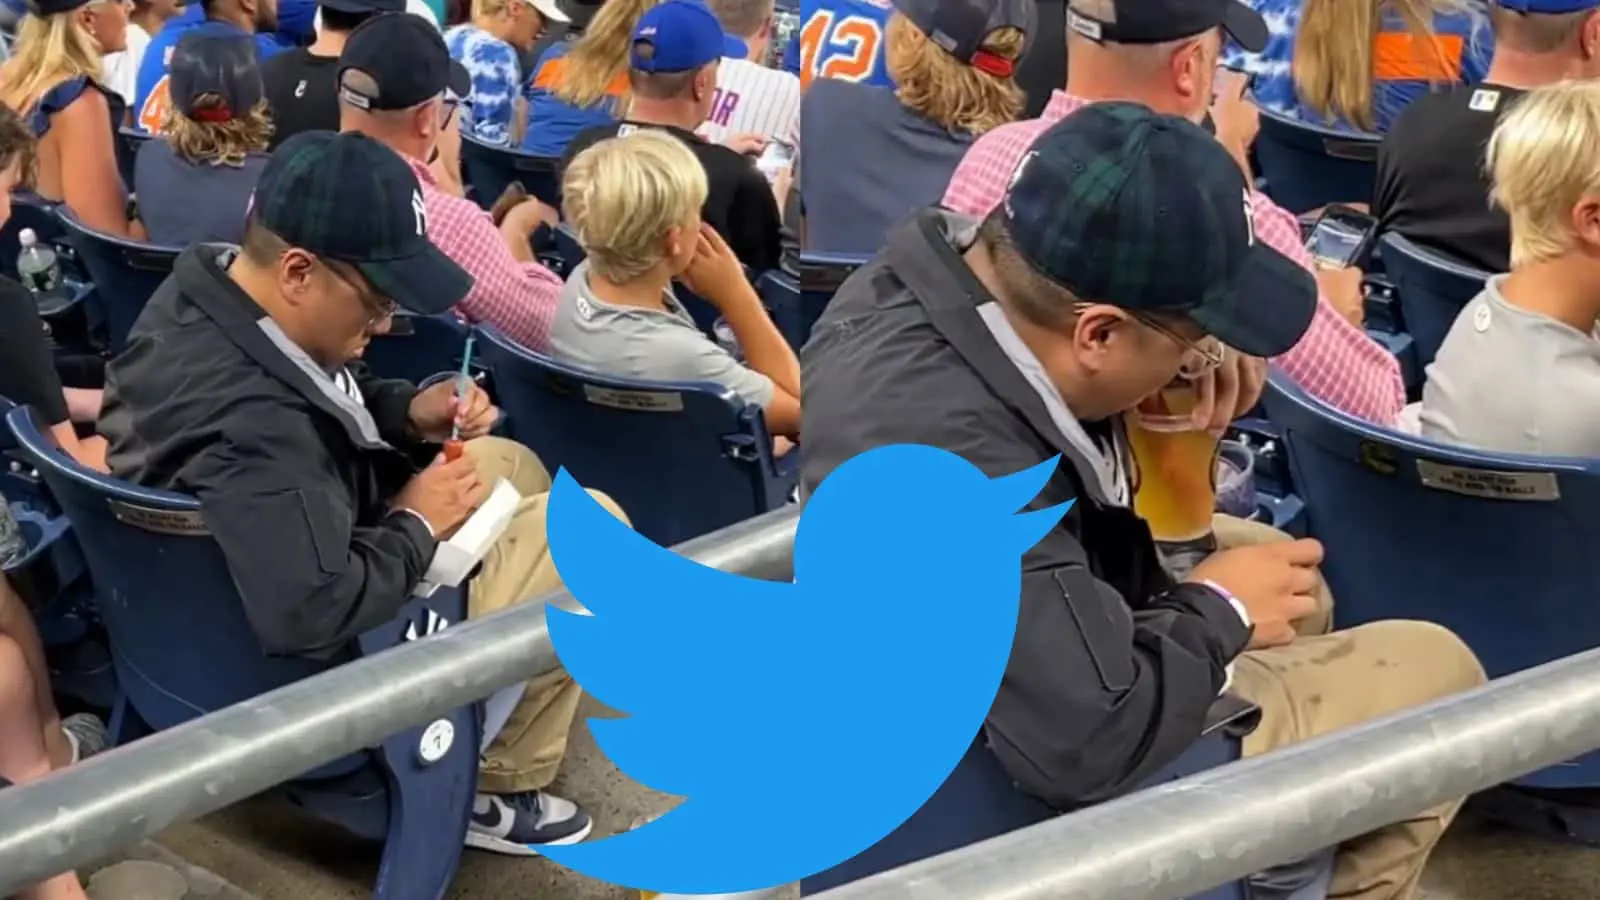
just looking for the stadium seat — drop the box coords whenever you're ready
[801,698,1331,900]
[460,133,562,209]
[478,326,797,547]
[1254,108,1379,215]
[0,191,74,283]
[1377,233,1491,372]
[4,405,481,900]
[116,127,150,190]
[757,268,809,351]
[1260,370,1600,792]
[362,312,476,386]
[57,210,179,355]
[796,252,869,346]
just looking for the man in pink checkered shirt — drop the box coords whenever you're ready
[942,0,1407,426]
[337,24,565,354]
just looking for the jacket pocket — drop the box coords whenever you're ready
[297,489,355,578]
[1053,566,1135,693]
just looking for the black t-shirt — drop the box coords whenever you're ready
[1373,83,1523,273]
[561,120,784,273]
[0,278,69,425]
[260,49,342,152]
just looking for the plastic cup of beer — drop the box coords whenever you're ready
[1126,383,1221,577]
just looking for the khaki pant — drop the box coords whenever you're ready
[1212,515,1486,900]
[463,437,627,795]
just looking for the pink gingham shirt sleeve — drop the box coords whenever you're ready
[940,93,1406,428]
[942,118,1054,218]
[1248,195,1407,427]
[409,160,560,352]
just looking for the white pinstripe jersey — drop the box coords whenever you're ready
[701,57,802,147]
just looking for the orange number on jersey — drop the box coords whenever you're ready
[137,76,171,134]
[799,10,883,92]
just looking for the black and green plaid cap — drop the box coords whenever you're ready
[252,131,473,316]
[1000,102,1316,358]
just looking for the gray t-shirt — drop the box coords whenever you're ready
[1419,274,1600,455]
[547,260,776,408]
[134,140,268,247]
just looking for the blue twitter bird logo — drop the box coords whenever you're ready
[539,444,1070,894]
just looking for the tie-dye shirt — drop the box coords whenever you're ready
[1222,0,1494,137]
[446,24,522,146]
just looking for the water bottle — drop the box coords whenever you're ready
[16,227,67,314]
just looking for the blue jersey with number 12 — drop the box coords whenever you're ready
[801,0,895,92]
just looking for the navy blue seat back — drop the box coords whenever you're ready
[1262,372,1600,787]
[1377,232,1490,371]
[116,127,150,189]
[1254,109,1379,214]
[57,210,178,355]
[362,313,474,385]
[796,252,868,348]
[6,406,331,725]
[479,327,795,546]
[460,133,562,209]
[802,715,1268,899]
[0,192,72,281]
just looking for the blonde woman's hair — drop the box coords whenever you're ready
[0,103,38,187]
[553,0,662,109]
[1292,0,1480,132]
[562,129,708,283]
[0,9,106,114]
[1488,80,1600,268]
[884,13,1024,136]
[163,98,274,167]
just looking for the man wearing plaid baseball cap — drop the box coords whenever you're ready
[799,99,1484,896]
[103,126,617,856]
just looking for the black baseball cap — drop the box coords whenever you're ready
[252,132,473,316]
[1066,0,1268,52]
[27,0,92,13]
[1000,103,1315,358]
[170,31,263,123]
[338,12,471,111]
[318,0,404,13]
[892,0,1034,76]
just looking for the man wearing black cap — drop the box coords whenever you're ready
[260,0,404,149]
[801,104,1484,898]
[338,11,569,353]
[940,0,1408,430]
[102,130,616,855]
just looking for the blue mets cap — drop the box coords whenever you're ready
[631,0,748,73]
[1001,102,1316,358]
[1494,0,1600,12]
[252,132,473,316]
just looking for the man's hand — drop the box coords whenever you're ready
[1186,351,1267,436]
[1316,264,1366,328]
[408,378,498,443]
[502,197,559,235]
[1211,68,1260,179]
[392,453,487,537]
[489,182,529,227]
[1187,539,1325,649]
[725,132,770,156]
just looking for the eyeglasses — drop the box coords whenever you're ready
[439,96,463,129]
[320,257,397,326]
[1136,313,1226,380]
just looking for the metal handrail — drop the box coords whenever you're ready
[0,506,799,893]
[812,646,1600,900]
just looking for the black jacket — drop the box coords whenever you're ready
[799,211,1253,810]
[100,246,438,658]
